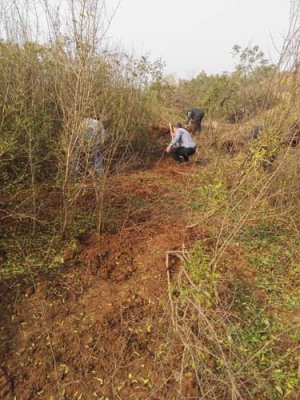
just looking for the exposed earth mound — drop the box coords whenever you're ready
[1,130,300,399]
[0,158,201,400]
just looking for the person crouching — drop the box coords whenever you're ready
[165,123,196,164]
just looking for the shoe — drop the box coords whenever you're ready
[176,161,188,166]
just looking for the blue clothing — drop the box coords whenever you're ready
[169,127,196,149]
[71,118,105,174]
[81,118,105,172]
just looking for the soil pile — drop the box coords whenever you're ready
[0,159,197,399]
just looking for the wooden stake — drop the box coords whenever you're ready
[169,122,173,139]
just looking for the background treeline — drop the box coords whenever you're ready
[0,40,165,184]
[0,39,295,183]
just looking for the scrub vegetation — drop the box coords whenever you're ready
[0,1,299,399]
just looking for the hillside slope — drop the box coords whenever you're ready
[0,144,299,399]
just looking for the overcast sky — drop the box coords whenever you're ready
[107,0,293,79]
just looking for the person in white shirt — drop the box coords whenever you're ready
[165,123,196,164]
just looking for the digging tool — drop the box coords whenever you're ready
[169,122,174,139]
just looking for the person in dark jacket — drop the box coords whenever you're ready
[186,108,205,134]
[165,123,196,164]
[250,124,265,140]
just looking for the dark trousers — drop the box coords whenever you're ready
[171,147,196,163]
[192,117,203,134]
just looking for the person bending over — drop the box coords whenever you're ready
[165,123,196,164]
[186,108,205,134]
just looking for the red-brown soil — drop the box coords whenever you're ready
[2,133,298,399]
[0,158,203,400]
